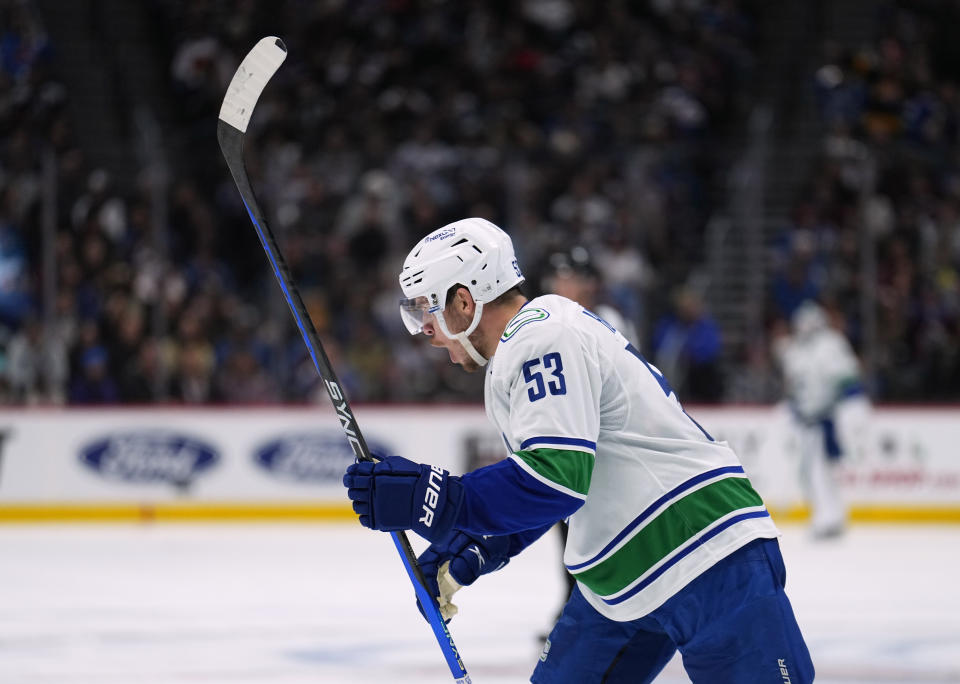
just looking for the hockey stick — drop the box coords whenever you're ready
[217,37,471,684]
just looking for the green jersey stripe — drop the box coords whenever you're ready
[513,448,594,496]
[570,476,764,596]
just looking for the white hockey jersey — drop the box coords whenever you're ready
[483,295,779,621]
[777,324,864,423]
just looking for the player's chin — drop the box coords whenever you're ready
[452,354,480,373]
[442,346,480,372]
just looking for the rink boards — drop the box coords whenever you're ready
[0,405,957,523]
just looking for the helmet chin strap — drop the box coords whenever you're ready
[436,302,488,367]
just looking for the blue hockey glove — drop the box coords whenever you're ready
[416,530,512,622]
[343,456,463,542]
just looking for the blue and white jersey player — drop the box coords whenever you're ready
[344,218,814,684]
[775,300,871,538]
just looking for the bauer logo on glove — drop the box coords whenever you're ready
[419,464,445,527]
[343,456,464,543]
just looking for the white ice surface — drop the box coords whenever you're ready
[0,523,958,684]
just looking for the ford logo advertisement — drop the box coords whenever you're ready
[79,432,219,485]
[254,431,392,482]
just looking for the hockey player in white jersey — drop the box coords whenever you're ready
[775,300,871,538]
[344,218,814,683]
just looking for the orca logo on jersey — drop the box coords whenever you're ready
[323,379,364,460]
[419,464,445,527]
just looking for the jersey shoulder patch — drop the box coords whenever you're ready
[500,306,550,342]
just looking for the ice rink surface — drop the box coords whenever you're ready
[1,522,958,684]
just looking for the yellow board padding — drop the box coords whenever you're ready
[847,506,960,523]
[767,504,960,524]
[0,502,357,523]
[1,502,959,524]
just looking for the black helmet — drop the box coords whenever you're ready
[546,245,598,278]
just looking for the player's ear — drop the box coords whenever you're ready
[452,286,476,317]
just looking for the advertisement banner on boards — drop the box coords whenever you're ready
[0,406,957,513]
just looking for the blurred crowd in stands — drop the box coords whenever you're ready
[1,0,957,406]
[782,0,960,399]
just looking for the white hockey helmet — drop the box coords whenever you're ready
[791,300,828,339]
[399,218,524,365]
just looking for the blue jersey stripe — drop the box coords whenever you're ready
[601,509,772,605]
[566,465,745,571]
[519,436,597,452]
[840,381,866,399]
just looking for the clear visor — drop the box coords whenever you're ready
[399,296,439,335]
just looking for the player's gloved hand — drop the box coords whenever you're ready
[343,456,463,542]
[416,530,512,622]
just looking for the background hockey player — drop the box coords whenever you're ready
[538,245,641,348]
[774,300,871,539]
[344,218,814,683]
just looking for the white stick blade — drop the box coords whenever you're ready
[218,36,287,133]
